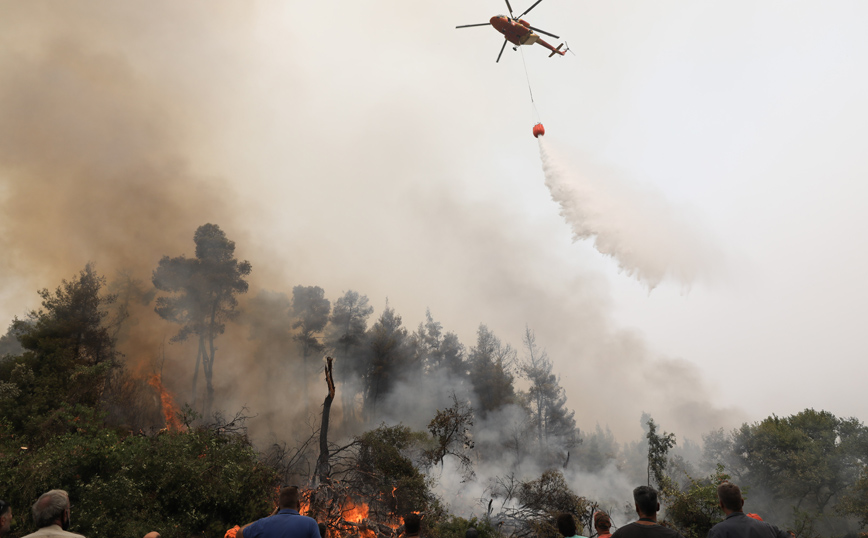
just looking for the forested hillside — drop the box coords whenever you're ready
[0,224,865,538]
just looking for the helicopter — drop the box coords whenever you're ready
[456,0,568,63]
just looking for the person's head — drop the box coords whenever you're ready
[0,499,12,535]
[318,522,327,538]
[465,527,479,538]
[633,486,659,518]
[278,486,301,511]
[404,513,422,536]
[556,513,577,537]
[717,482,744,513]
[32,490,70,530]
[593,511,611,533]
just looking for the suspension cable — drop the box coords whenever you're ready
[519,44,541,123]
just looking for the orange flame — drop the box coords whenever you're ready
[148,373,185,431]
[342,498,370,523]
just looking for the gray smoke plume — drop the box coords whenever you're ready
[0,2,746,482]
[538,138,721,289]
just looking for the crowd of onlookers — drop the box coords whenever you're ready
[0,481,790,538]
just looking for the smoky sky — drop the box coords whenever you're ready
[0,2,244,294]
[23,0,868,445]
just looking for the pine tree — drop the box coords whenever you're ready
[468,324,516,419]
[152,223,251,417]
[326,290,374,423]
[520,327,580,456]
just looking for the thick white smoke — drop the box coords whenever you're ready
[538,138,721,289]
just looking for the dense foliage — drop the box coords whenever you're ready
[0,410,277,538]
[2,225,867,538]
[0,263,276,538]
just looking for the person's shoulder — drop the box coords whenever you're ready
[611,523,634,535]
[24,530,87,538]
[660,527,685,538]
[611,523,640,538]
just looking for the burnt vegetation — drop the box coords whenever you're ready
[0,223,866,538]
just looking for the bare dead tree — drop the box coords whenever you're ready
[314,356,336,487]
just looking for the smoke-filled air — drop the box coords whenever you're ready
[1,2,868,538]
[538,139,719,289]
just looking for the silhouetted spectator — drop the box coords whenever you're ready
[318,523,327,538]
[0,500,12,538]
[466,527,479,538]
[556,513,587,538]
[707,482,788,538]
[404,514,422,538]
[610,486,684,538]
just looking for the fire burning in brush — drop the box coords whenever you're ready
[300,485,403,538]
[147,373,185,431]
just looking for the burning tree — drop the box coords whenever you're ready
[265,354,434,538]
[152,223,251,418]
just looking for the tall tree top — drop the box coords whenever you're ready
[195,223,240,263]
[152,223,251,342]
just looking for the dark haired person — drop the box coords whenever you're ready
[465,527,479,538]
[556,513,588,538]
[707,482,788,538]
[0,500,11,537]
[610,486,684,538]
[238,486,319,538]
[404,513,422,538]
[594,511,613,538]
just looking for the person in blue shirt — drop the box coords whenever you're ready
[238,486,320,538]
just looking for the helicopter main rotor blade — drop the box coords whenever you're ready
[517,0,544,19]
[456,23,492,28]
[504,0,515,18]
[496,39,508,63]
[528,25,559,39]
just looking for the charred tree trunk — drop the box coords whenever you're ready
[314,356,335,487]
[192,336,205,408]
